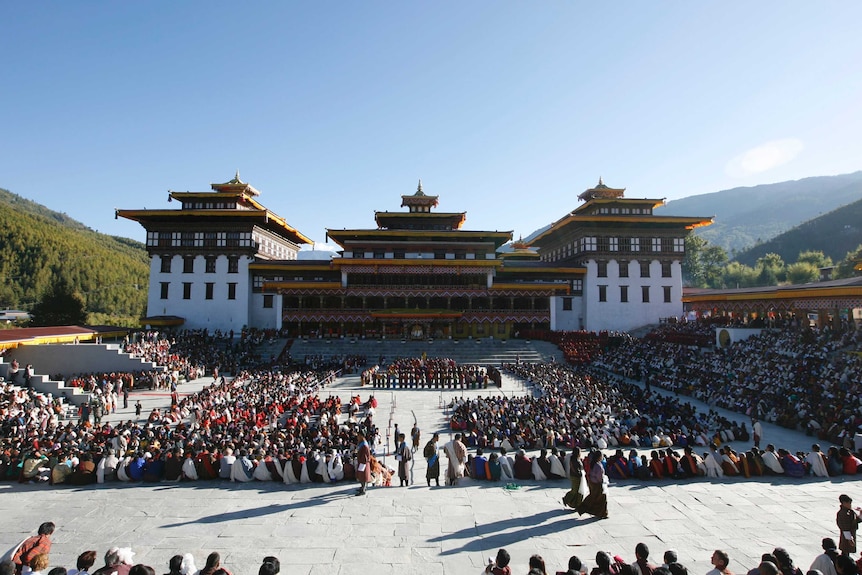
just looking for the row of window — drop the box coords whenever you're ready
[349,251,493,260]
[159,255,240,274]
[594,206,652,215]
[146,231,253,249]
[181,202,237,210]
[541,236,685,262]
[160,281,239,301]
[596,260,673,278]
[596,285,672,304]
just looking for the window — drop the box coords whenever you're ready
[618,261,629,278]
[205,282,214,300]
[227,282,237,300]
[228,256,239,274]
[642,286,650,303]
[263,294,274,308]
[609,237,619,252]
[631,237,640,252]
[597,261,608,278]
[580,237,597,251]
[183,282,192,300]
[183,256,194,274]
[620,285,628,303]
[373,251,384,259]
[571,279,583,295]
[598,285,607,302]
[661,262,672,278]
[673,237,685,253]
[205,256,216,274]
[394,250,405,259]
[160,256,172,274]
[652,238,662,252]
[639,261,651,277]
[160,282,169,300]
[663,286,672,303]
[562,297,572,311]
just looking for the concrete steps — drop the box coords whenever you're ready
[290,337,560,365]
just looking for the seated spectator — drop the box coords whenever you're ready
[513,450,533,480]
[473,449,488,480]
[484,549,511,575]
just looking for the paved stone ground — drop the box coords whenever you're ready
[1,371,857,575]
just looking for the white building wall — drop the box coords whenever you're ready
[550,296,584,331]
[249,292,280,330]
[146,254,251,333]
[580,258,683,332]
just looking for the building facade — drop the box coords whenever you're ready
[119,176,711,335]
[117,173,312,332]
[528,179,712,332]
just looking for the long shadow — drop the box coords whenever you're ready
[429,508,582,555]
[161,486,360,527]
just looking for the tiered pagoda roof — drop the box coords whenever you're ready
[117,172,312,246]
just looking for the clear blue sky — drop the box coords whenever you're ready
[2,3,861,246]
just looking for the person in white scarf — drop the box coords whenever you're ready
[805,444,829,477]
[326,451,344,482]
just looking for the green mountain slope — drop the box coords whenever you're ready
[657,171,862,254]
[733,197,862,267]
[0,187,149,325]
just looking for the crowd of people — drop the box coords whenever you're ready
[481,534,862,575]
[7,519,862,575]
[593,324,862,444]
[360,356,501,388]
[3,523,283,575]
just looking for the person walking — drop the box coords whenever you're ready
[424,433,440,486]
[563,447,586,510]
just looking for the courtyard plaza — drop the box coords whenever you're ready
[1,368,855,575]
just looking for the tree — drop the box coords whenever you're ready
[785,262,820,285]
[834,244,862,279]
[796,250,832,269]
[755,253,786,286]
[722,261,758,289]
[683,235,729,288]
[30,277,87,326]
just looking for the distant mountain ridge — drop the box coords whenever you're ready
[657,171,862,254]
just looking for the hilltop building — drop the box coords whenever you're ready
[118,175,712,335]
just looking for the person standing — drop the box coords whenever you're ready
[396,433,412,487]
[752,419,763,449]
[355,432,371,496]
[411,424,421,453]
[424,433,440,486]
[12,522,54,575]
[576,450,608,519]
[837,494,861,556]
[443,433,467,485]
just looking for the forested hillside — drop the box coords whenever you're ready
[734,197,862,267]
[658,171,862,254]
[0,187,149,326]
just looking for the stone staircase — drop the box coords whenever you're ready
[289,337,560,365]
